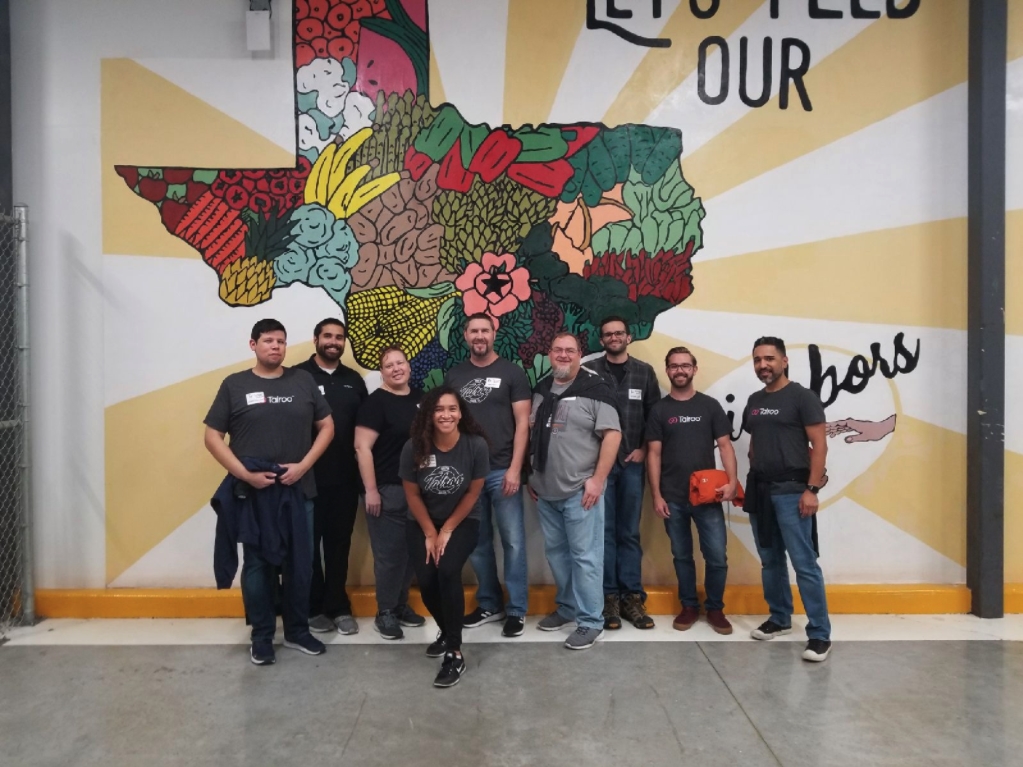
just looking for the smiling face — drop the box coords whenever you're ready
[250,330,287,370]
[380,349,410,388]
[549,334,581,381]
[432,393,462,436]
[599,320,631,356]
[753,344,787,387]
[666,351,697,390]
[315,322,346,363]
[464,318,495,359]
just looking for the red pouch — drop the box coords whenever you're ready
[689,470,745,507]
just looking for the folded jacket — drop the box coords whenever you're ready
[743,467,817,556]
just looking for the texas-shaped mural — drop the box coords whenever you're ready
[113,0,705,389]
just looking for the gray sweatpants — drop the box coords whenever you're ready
[365,484,416,614]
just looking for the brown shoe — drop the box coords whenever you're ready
[706,609,733,635]
[603,594,622,630]
[672,606,699,631]
[620,594,655,629]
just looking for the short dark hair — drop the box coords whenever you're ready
[464,312,495,330]
[752,336,786,356]
[665,346,697,367]
[314,317,346,338]
[251,318,286,342]
[551,331,581,352]
[598,315,629,334]
[378,344,407,367]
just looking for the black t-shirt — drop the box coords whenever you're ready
[399,433,489,522]
[204,368,332,498]
[645,393,731,504]
[292,356,368,488]
[356,388,423,486]
[606,360,627,385]
[743,381,826,494]
[444,357,531,470]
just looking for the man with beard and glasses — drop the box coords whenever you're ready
[444,313,532,638]
[588,316,661,631]
[293,318,368,637]
[743,336,832,662]
[646,347,737,634]
[204,318,333,665]
[529,332,621,651]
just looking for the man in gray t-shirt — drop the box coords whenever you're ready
[528,332,620,651]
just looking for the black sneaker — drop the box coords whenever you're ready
[397,604,426,628]
[282,634,326,656]
[250,641,276,666]
[750,620,793,641]
[802,639,832,662]
[374,611,404,640]
[433,651,466,688]
[463,606,506,628]
[502,616,525,637]
[426,632,448,658]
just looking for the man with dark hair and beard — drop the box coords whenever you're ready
[293,318,368,637]
[529,332,621,651]
[445,313,532,638]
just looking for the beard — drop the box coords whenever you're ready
[758,368,778,384]
[671,373,691,388]
[470,340,492,358]
[552,363,573,381]
[316,342,343,361]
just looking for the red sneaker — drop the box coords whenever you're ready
[672,606,699,631]
[706,609,733,635]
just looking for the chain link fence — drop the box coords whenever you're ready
[0,207,31,640]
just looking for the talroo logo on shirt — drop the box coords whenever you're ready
[267,396,295,404]
[750,408,780,416]
[668,416,702,424]
[460,379,491,404]
[422,465,465,494]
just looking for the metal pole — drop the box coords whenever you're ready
[15,205,32,625]
[966,0,1006,618]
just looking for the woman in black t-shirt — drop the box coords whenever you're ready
[400,385,489,688]
[354,345,425,640]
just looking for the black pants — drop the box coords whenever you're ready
[406,518,480,650]
[309,484,360,618]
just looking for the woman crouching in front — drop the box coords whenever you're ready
[399,385,489,688]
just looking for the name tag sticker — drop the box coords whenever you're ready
[486,377,502,388]
[422,455,437,468]
[318,385,325,395]
[246,392,265,406]
[628,388,642,400]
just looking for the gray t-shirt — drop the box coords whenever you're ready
[645,393,731,505]
[743,381,826,495]
[528,380,621,500]
[399,433,489,522]
[444,357,531,470]
[204,368,332,498]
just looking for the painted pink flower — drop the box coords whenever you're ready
[455,252,531,323]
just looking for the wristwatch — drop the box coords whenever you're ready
[806,484,821,495]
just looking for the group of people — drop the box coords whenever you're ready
[203,313,833,689]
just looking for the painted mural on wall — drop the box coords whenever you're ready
[114,0,705,390]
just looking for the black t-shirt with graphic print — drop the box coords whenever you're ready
[645,392,731,504]
[398,433,489,522]
[203,368,332,498]
[444,358,531,470]
[742,381,826,494]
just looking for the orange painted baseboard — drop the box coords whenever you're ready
[33,583,987,619]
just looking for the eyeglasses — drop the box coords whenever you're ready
[667,363,694,372]
[550,347,580,355]
[601,330,628,338]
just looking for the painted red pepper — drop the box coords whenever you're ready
[404,145,434,182]
[562,125,601,158]
[506,159,574,197]
[468,130,522,184]
[437,139,476,193]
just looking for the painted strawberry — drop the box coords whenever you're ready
[160,199,189,232]
[115,166,139,189]
[138,176,168,202]
[186,180,209,203]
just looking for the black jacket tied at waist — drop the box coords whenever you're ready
[530,369,619,474]
[743,467,819,556]
[210,457,310,589]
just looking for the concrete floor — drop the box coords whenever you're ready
[3,637,1022,766]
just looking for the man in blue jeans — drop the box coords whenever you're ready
[529,332,621,651]
[646,346,738,634]
[743,336,832,662]
[203,318,335,665]
[589,317,661,630]
[446,313,532,638]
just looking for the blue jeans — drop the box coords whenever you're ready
[665,500,728,611]
[536,489,605,630]
[241,499,314,643]
[468,468,528,617]
[751,493,831,641]
[603,460,646,597]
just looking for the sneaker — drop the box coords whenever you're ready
[397,604,426,628]
[603,594,622,631]
[249,641,276,666]
[334,614,359,635]
[536,611,574,631]
[433,651,467,688]
[502,616,525,637]
[308,614,335,633]
[672,606,700,632]
[802,639,832,662]
[751,620,792,641]
[706,609,733,635]
[374,611,404,640]
[426,632,448,658]
[283,634,326,656]
[565,626,604,650]
[620,593,655,629]
[463,606,506,628]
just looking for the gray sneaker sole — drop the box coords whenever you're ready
[536,616,574,632]
[565,631,604,650]
[751,626,793,641]
[308,618,335,634]
[282,639,325,656]
[334,618,359,635]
